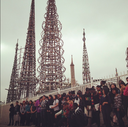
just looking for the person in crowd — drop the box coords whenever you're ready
[71,91,76,102]
[96,85,102,99]
[109,83,120,109]
[50,95,60,127]
[68,91,73,100]
[119,80,126,96]
[55,102,69,127]
[45,96,49,102]
[124,77,128,117]
[92,87,101,127]
[84,88,92,127]
[70,103,85,127]
[20,101,26,126]
[119,80,127,118]
[25,101,31,126]
[112,88,125,127]
[123,82,128,118]
[35,97,42,127]
[100,81,106,89]
[40,95,47,127]
[46,95,54,127]
[77,90,82,97]
[8,103,15,126]
[61,93,66,109]
[74,93,80,106]
[79,95,84,112]
[100,86,111,127]
[30,100,36,126]
[14,101,20,126]
[57,94,62,110]
[126,77,128,83]
[66,95,73,110]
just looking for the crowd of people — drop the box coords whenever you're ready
[8,77,128,127]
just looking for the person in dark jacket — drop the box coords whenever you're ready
[84,88,92,127]
[92,88,101,127]
[70,103,85,127]
[46,95,54,127]
[8,103,15,126]
[100,87,111,127]
[25,101,31,126]
[30,100,36,125]
[79,95,84,112]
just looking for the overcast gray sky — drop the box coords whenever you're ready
[1,0,128,102]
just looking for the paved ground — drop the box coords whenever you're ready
[0,115,128,127]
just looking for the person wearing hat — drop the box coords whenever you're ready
[70,103,85,127]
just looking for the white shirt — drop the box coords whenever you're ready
[74,98,80,105]
[50,99,59,111]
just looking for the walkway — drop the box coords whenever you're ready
[1,116,128,127]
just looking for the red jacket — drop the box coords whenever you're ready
[123,87,128,96]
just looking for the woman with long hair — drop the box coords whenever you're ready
[100,87,111,127]
[112,88,125,127]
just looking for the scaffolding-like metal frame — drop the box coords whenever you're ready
[82,29,91,84]
[38,0,66,91]
[18,0,37,98]
[6,42,19,103]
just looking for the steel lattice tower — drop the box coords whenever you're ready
[38,0,66,91]
[6,43,19,103]
[19,0,36,98]
[82,29,91,84]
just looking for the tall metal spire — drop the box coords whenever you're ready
[70,55,75,87]
[82,29,91,84]
[38,0,66,91]
[71,55,74,66]
[115,68,118,76]
[19,0,36,98]
[6,42,19,103]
